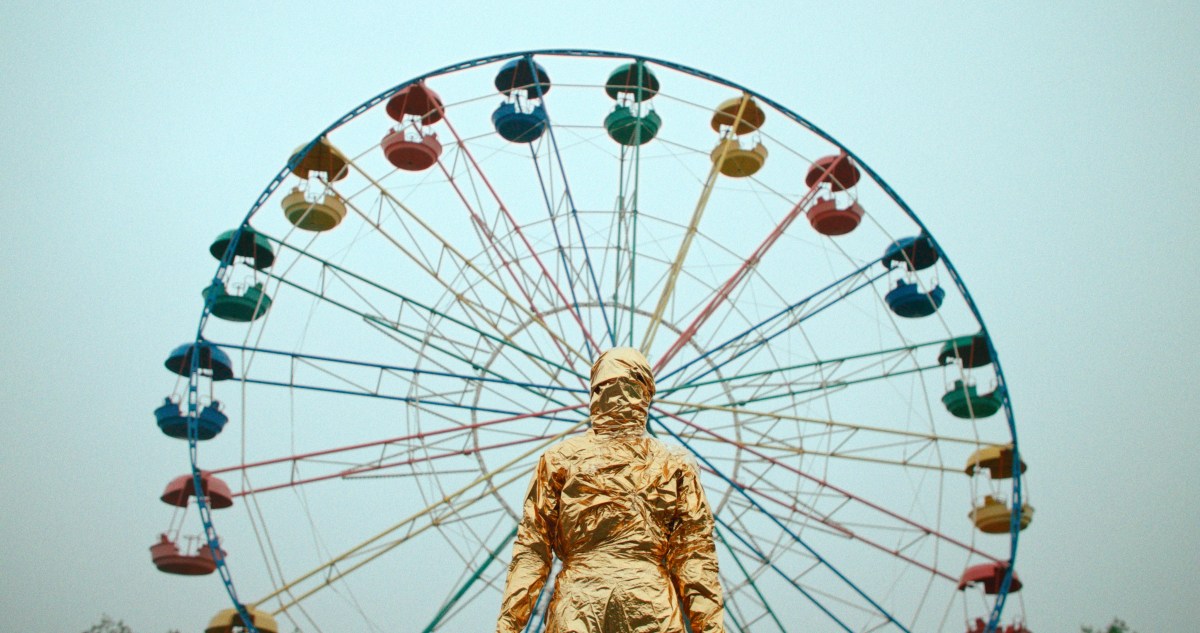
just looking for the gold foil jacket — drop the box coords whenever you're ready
[496,348,726,633]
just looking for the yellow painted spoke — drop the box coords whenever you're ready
[640,93,753,353]
[338,156,589,370]
[252,418,587,611]
[683,434,959,473]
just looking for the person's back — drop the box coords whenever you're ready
[495,348,725,633]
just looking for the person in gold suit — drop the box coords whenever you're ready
[495,347,726,633]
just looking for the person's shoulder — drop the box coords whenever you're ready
[644,437,698,470]
[543,434,592,460]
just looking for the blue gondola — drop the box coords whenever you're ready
[164,341,234,381]
[492,102,548,143]
[883,235,939,271]
[155,398,229,440]
[494,58,551,96]
[885,280,946,318]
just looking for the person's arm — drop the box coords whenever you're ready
[496,453,559,633]
[666,458,726,633]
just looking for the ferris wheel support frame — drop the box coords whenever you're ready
[183,48,1022,633]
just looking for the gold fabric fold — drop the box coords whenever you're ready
[496,348,726,633]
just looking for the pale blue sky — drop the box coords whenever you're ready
[1,2,1197,632]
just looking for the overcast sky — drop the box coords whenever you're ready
[1,2,1197,633]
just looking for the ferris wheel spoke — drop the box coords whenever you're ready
[522,152,589,338]
[331,161,592,372]
[706,462,957,583]
[662,358,942,416]
[220,342,584,397]
[255,241,588,395]
[646,414,910,632]
[263,234,573,374]
[427,153,596,374]
[641,93,756,354]
[651,405,998,563]
[652,154,850,374]
[658,396,974,446]
[232,431,578,498]
[660,336,947,399]
[434,157,551,321]
[710,511,856,633]
[658,260,889,390]
[659,373,978,473]
[320,183,511,339]
[440,114,604,357]
[715,525,788,633]
[716,495,931,632]
[255,419,583,616]
[702,451,960,585]
[264,464,527,618]
[234,376,585,447]
[683,432,960,475]
[610,135,646,347]
[423,524,519,632]
[229,349,585,423]
[217,329,588,431]
[210,401,586,486]
[432,564,513,632]
[530,81,617,349]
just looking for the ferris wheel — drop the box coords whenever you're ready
[151,50,1032,633]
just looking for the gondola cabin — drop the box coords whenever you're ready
[150,533,223,576]
[206,608,279,633]
[154,398,228,440]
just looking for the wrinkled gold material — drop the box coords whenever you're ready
[496,348,726,633]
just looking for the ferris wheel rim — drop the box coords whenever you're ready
[179,48,1024,633]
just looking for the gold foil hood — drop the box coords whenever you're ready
[496,348,726,633]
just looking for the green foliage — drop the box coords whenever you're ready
[83,615,179,633]
[1082,618,1137,633]
[84,616,132,633]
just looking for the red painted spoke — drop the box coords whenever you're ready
[651,403,999,562]
[209,401,587,475]
[703,464,958,581]
[653,153,849,374]
[440,114,602,358]
[232,431,573,497]
[433,156,581,376]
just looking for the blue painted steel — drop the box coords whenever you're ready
[657,257,884,384]
[882,235,939,271]
[156,398,227,440]
[260,235,588,382]
[648,411,910,632]
[885,280,946,318]
[214,342,588,395]
[494,58,551,96]
[713,513,853,633]
[492,102,548,143]
[713,525,787,632]
[526,54,617,350]
[527,144,596,359]
[181,49,1021,633]
[165,341,234,381]
[238,376,585,425]
[662,267,890,389]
